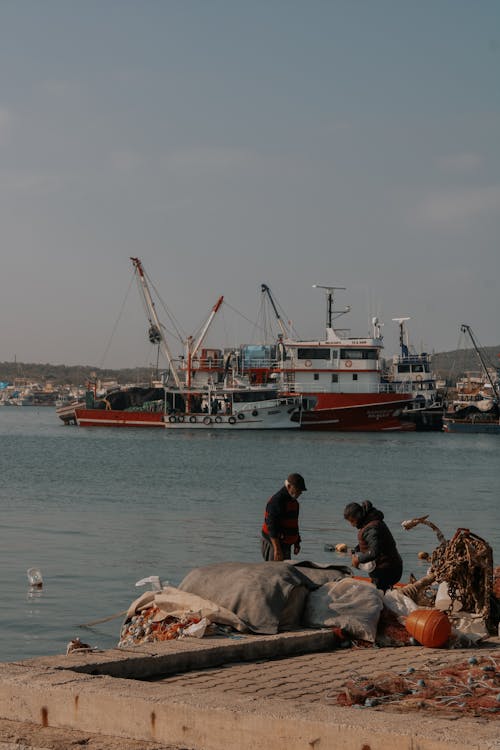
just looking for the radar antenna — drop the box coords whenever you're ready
[312,284,350,329]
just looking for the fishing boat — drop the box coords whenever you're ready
[442,324,500,434]
[72,259,301,430]
[386,317,444,431]
[236,285,414,431]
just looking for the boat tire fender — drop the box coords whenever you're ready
[214,416,222,423]
[189,416,197,424]
[203,416,212,425]
[252,409,258,417]
[228,416,236,425]
[168,415,177,423]
[237,412,245,420]
[177,415,185,423]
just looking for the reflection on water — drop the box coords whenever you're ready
[0,408,498,661]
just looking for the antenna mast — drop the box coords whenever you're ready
[312,284,349,328]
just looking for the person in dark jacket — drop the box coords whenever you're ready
[343,500,403,592]
[261,473,307,561]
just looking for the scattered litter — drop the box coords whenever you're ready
[135,575,163,591]
[324,543,348,553]
[66,637,92,655]
[27,567,43,589]
[118,605,209,647]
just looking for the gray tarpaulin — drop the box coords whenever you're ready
[178,561,320,634]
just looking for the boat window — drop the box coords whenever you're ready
[352,373,358,381]
[233,390,278,403]
[398,364,411,373]
[240,345,276,368]
[331,374,338,383]
[313,373,319,380]
[297,348,331,360]
[340,348,378,360]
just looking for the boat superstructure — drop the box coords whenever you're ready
[386,317,444,431]
[443,324,500,434]
[236,285,415,431]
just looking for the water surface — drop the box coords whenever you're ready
[1,407,498,662]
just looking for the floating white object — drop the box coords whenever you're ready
[135,576,162,591]
[27,568,43,588]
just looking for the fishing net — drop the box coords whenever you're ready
[336,655,500,719]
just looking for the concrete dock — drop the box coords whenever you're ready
[1,629,499,750]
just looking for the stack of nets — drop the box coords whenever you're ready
[337,655,499,718]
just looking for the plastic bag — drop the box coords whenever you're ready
[303,578,383,642]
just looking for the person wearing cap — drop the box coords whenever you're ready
[261,473,307,561]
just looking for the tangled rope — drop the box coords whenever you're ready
[400,516,494,628]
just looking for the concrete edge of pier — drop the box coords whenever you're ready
[1,630,499,750]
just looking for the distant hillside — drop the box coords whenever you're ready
[0,361,154,387]
[1,345,499,387]
[430,345,500,385]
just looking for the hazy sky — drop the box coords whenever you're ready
[1,1,499,369]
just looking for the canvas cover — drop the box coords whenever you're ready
[178,561,318,634]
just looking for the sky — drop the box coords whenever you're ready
[1,0,499,369]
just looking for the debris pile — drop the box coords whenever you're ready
[119,605,205,647]
[337,655,500,718]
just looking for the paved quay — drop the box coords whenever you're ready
[0,629,499,750]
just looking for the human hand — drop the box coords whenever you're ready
[293,542,301,555]
[351,554,360,568]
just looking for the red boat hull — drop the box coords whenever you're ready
[298,393,415,431]
[74,408,164,428]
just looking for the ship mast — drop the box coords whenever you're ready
[130,257,182,389]
[460,323,499,400]
[312,284,349,329]
[392,317,411,357]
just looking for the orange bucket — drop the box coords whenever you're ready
[405,609,451,648]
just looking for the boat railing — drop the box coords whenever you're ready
[282,381,414,395]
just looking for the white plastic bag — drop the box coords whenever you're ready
[383,589,419,622]
[303,578,383,642]
[183,617,209,638]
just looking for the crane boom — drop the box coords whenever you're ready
[130,257,182,389]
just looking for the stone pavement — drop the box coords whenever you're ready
[0,630,499,750]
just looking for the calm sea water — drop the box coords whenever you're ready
[1,407,498,663]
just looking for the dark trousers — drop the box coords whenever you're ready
[371,560,403,592]
[261,537,291,561]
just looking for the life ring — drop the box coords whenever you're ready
[189,415,197,424]
[228,416,236,425]
[304,360,312,368]
[415,374,423,382]
[177,414,185,423]
[214,416,222,423]
[345,360,352,368]
[237,412,245,420]
[203,416,212,425]
[168,415,177,423]
[252,409,259,417]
